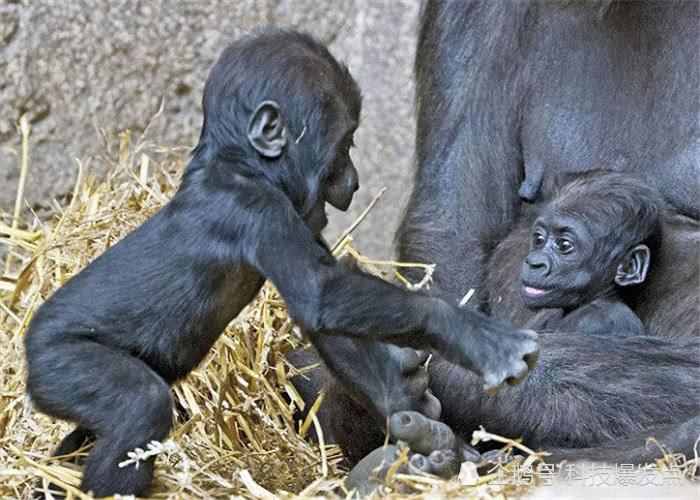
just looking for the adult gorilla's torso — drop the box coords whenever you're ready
[522,2,697,218]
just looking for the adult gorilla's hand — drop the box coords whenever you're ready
[317,338,442,427]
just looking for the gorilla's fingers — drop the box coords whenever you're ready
[515,331,540,372]
[519,329,539,341]
[415,350,430,368]
[398,348,426,374]
[459,444,482,463]
[408,366,430,395]
[483,372,505,395]
[419,390,442,421]
[408,453,431,474]
[345,445,399,497]
[390,411,456,455]
[428,449,461,478]
[523,347,539,371]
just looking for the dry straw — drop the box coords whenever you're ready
[0,120,695,499]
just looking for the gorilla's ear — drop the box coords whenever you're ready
[248,100,287,158]
[615,244,650,287]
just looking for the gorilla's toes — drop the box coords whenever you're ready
[420,390,442,420]
[408,453,431,474]
[476,449,522,474]
[460,444,482,463]
[389,411,457,455]
[428,449,461,478]
[480,448,509,464]
[390,411,430,450]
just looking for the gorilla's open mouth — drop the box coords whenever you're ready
[304,201,329,235]
[520,283,553,302]
[522,285,548,297]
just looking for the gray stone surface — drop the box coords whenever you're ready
[0,0,420,257]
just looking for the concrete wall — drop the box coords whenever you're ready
[0,0,422,257]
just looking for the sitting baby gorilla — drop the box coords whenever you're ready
[520,171,662,336]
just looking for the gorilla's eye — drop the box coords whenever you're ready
[556,238,574,254]
[532,232,546,248]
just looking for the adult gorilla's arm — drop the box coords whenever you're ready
[429,332,700,460]
[398,0,529,303]
[548,416,700,464]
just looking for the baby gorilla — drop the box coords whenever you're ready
[520,171,662,336]
[24,29,537,496]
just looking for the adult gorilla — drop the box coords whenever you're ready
[331,0,700,465]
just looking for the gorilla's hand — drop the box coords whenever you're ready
[390,347,442,420]
[437,310,539,393]
[320,339,442,424]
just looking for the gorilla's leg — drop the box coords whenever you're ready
[388,411,492,476]
[427,334,700,465]
[389,411,457,455]
[35,427,96,498]
[27,341,173,496]
[345,410,505,492]
[343,444,400,496]
[328,382,386,465]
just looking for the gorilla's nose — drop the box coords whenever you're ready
[525,253,551,276]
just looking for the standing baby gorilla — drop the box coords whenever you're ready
[521,172,661,336]
[24,29,538,496]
